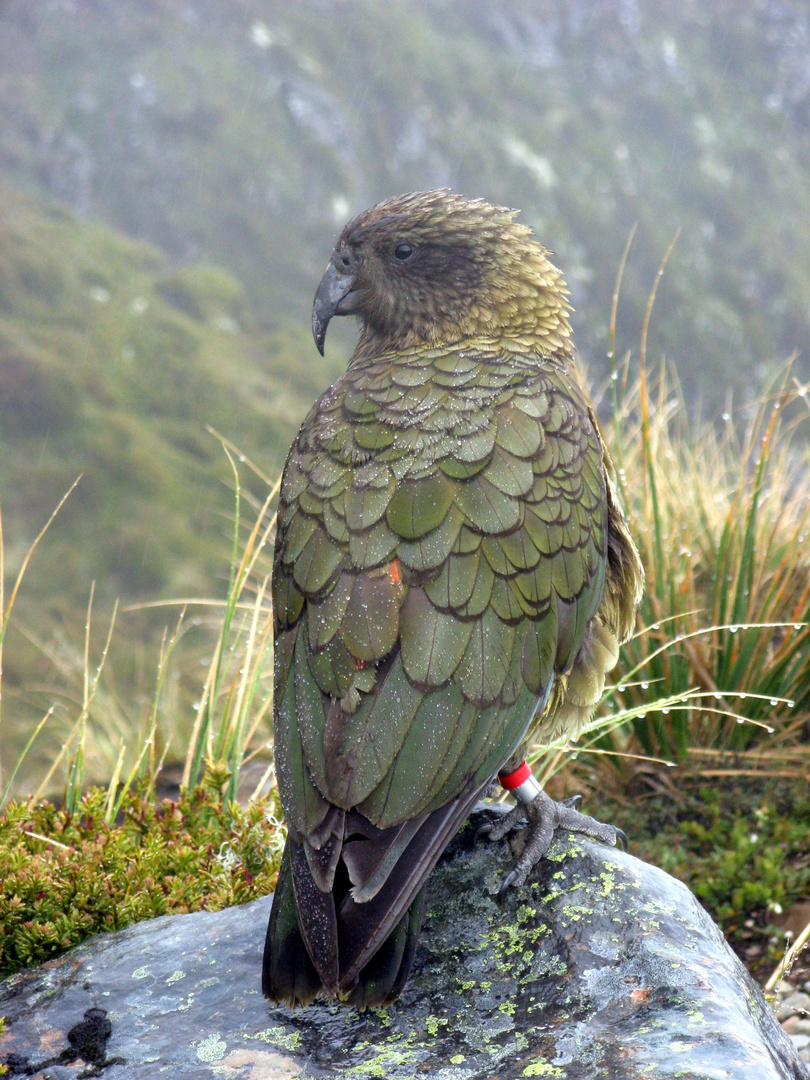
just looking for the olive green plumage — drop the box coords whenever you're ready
[263,190,643,1008]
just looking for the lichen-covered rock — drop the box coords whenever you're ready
[1,806,807,1079]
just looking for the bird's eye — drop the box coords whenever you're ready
[339,251,352,269]
[394,242,414,262]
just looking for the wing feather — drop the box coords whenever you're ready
[271,346,616,997]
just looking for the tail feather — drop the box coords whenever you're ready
[303,804,345,891]
[290,840,339,993]
[342,809,427,902]
[342,887,426,1009]
[334,783,481,989]
[263,781,486,1008]
[262,842,322,1006]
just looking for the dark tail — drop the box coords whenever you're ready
[262,841,322,1006]
[263,781,486,1008]
[262,837,426,1008]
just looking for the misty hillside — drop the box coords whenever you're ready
[0,0,808,773]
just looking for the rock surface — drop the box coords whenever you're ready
[1,806,808,1079]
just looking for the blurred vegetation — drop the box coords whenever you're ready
[0,0,808,987]
[0,182,327,786]
[2,0,808,405]
[2,0,810,780]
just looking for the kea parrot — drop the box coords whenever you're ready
[262,190,644,1009]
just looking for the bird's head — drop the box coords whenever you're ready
[312,189,573,357]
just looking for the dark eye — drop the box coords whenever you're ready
[394,242,414,262]
[339,250,352,269]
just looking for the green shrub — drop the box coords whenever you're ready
[0,776,284,977]
[602,780,810,977]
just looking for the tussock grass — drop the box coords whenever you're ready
[0,444,284,978]
[179,431,279,803]
[531,394,810,793]
[0,433,279,812]
[605,364,809,771]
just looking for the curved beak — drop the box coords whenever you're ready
[312,261,358,355]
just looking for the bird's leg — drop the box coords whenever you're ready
[477,761,627,896]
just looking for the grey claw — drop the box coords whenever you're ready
[473,822,493,844]
[498,869,519,901]
[561,794,583,810]
[615,827,628,851]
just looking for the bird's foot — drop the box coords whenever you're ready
[477,788,626,897]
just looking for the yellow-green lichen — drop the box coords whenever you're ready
[546,842,580,864]
[346,1046,417,1076]
[253,1027,302,1052]
[641,899,677,918]
[425,1015,448,1037]
[522,1061,563,1076]
[483,901,549,960]
[558,902,594,922]
[594,869,629,899]
[196,1032,227,1062]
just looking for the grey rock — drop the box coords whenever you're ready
[1,806,808,1079]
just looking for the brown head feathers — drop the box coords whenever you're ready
[318,189,573,356]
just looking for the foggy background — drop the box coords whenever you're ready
[1,0,807,778]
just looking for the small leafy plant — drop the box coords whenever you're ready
[600,780,810,978]
[0,773,284,977]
